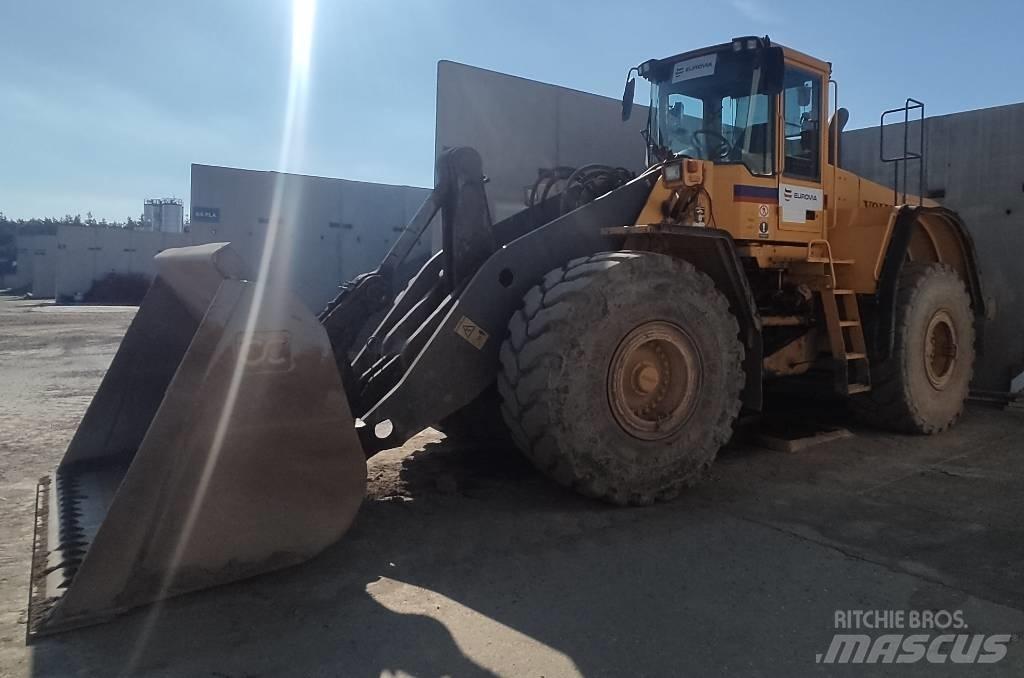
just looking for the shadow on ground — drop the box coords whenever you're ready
[28,399,1024,677]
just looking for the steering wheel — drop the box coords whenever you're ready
[692,129,734,158]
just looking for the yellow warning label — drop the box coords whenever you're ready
[454,315,489,350]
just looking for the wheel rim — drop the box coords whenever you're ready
[607,320,703,440]
[924,309,958,390]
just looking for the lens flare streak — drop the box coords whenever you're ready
[125,1,318,669]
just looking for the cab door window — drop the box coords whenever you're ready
[782,68,822,180]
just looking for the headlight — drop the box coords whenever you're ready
[663,162,682,183]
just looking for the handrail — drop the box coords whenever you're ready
[808,238,838,286]
[829,78,839,230]
[880,98,925,205]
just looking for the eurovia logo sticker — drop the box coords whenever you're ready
[780,184,823,207]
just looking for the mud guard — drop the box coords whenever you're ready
[872,206,985,361]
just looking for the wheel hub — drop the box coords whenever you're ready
[608,320,702,440]
[924,309,958,390]
[631,363,661,394]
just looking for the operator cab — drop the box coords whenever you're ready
[623,36,831,183]
[622,36,838,241]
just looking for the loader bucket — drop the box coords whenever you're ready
[27,243,367,640]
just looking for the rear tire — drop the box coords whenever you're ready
[853,263,975,433]
[498,251,744,505]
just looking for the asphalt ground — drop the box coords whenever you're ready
[1,296,1022,677]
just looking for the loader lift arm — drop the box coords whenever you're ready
[321,147,645,453]
[318,147,496,393]
[352,169,660,454]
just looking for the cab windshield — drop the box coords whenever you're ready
[650,49,775,175]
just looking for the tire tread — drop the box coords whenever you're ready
[498,252,744,505]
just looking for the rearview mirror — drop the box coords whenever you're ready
[621,77,636,122]
[798,85,812,107]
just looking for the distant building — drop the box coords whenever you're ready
[188,164,430,311]
[142,198,184,232]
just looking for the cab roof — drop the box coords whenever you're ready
[654,38,831,76]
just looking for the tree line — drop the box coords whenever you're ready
[0,211,151,235]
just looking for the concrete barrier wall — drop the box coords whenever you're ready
[4,235,49,294]
[28,235,57,298]
[5,239,36,291]
[842,102,1024,393]
[435,61,649,222]
[53,226,191,301]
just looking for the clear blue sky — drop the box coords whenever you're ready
[2,0,1021,221]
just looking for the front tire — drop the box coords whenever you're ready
[498,251,745,505]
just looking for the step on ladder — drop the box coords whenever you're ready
[807,240,872,395]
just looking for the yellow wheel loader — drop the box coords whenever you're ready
[28,36,986,639]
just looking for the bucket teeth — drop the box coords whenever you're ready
[33,465,101,610]
[56,542,87,551]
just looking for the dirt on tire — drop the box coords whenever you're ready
[497,251,745,505]
[853,262,975,434]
